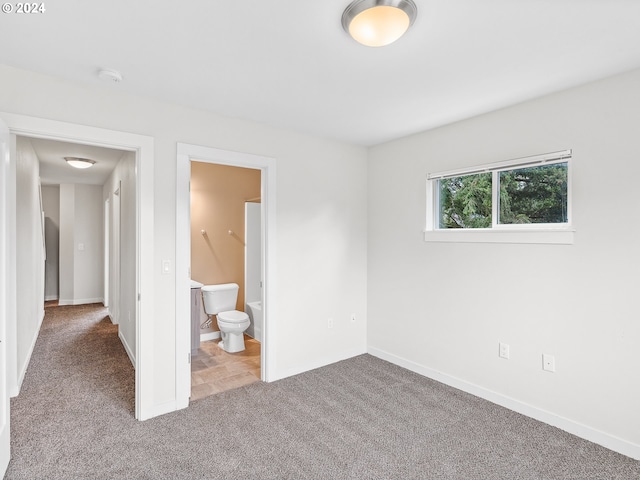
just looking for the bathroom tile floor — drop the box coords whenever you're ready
[190,335,261,402]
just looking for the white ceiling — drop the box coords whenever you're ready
[2,0,640,146]
[29,137,126,185]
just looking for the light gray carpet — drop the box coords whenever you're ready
[5,304,640,479]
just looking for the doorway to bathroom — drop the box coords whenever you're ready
[175,143,276,408]
[189,162,262,400]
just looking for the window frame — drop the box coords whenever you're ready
[425,150,574,244]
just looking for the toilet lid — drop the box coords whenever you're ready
[218,310,249,323]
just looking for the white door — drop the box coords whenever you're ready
[0,118,11,476]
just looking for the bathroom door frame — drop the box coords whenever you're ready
[175,143,276,408]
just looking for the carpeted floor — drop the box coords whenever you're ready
[5,304,640,479]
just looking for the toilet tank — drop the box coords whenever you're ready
[201,283,239,314]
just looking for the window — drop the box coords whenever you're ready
[426,150,573,244]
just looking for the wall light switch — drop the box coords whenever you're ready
[162,260,171,274]
[499,342,510,359]
[78,243,85,251]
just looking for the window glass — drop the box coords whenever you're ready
[438,172,492,229]
[498,163,568,225]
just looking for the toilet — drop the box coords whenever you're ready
[201,283,250,353]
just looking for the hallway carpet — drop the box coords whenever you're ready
[6,304,640,479]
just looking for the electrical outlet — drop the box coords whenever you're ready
[328,318,334,329]
[350,313,356,323]
[499,342,510,359]
[542,353,555,372]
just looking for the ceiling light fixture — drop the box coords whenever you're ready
[342,0,417,47]
[64,157,96,169]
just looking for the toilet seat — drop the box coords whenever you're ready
[217,310,249,323]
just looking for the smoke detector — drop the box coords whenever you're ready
[98,68,123,83]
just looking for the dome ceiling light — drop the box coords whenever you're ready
[64,157,96,169]
[342,0,417,47]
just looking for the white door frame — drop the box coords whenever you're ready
[110,183,121,325]
[175,143,277,408]
[0,112,155,421]
[0,117,11,478]
[103,198,110,308]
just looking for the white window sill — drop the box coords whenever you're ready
[423,228,575,245]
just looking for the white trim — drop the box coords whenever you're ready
[176,142,277,410]
[119,330,136,368]
[0,116,9,479]
[425,150,573,244]
[424,228,575,245]
[368,347,640,461]
[200,331,220,342]
[0,112,155,421]
[57,297,104,306]
[427,149,572,180]
[275,347,367,381]
[12,309,45,397]
[148,400,180,419]
[4,134,16,401]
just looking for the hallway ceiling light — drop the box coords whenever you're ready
[64,157,96,169]
[342,0,417,47]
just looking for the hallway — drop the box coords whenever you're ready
[7,303,135,477]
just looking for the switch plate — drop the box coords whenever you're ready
[162,260,171,274]
[499,342,510,359]
[328,318,334,329]
[543,353,555,372]
[350,313,356,323]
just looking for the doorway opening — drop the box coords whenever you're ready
[189,162,262,400]
[0,112,154,420]
[175,143,276,408]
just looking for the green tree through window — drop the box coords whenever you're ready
[437,162,568,229]
[439,173,492,228]
[499,163,568,224]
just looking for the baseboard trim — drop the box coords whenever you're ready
[58,297,104,306]
[145,400,179,421]
[368,346,640,461]
[12,308,46,398]
[200,331,220,342]
[118,330,136,368]
[275,347,367,382]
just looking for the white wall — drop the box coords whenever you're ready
[0,65,368,411]
[367,68,640,458]
[14,137,45,390]
[103,152,136,362]
[73,185,103,303]
[58,184,74,303]
[41,185,60,301]
[58,184,103,305]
